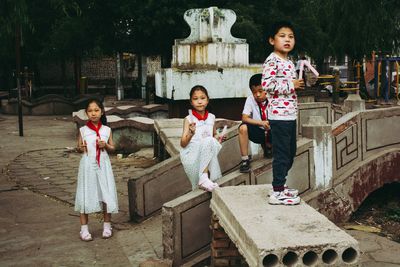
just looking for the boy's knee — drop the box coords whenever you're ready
[239,124,248,135]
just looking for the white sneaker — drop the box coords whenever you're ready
[268,191,300,205]
[268,185,299,197]
[284,185,298,196]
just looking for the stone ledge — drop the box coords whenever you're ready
[73,112,155,132]
[1,94,103,115]
[105,104,168,116]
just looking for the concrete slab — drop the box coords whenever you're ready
[210,185,360,267]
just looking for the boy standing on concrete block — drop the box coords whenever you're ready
[262,21,303,205]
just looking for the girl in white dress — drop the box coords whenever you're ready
[180,85,226,192]
[75,99,118,241]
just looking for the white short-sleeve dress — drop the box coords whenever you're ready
[74,125,119,214]
[180,111,222,189]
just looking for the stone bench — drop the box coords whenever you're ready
[101,104,168,119]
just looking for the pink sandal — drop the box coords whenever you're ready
[80,231,93,242]
[102,227,113,239]
[198,178,219,192]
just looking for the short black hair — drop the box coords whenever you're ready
[267,21,295,40]
[249,73,262,90]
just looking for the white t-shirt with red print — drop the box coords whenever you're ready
[262,52,298,121]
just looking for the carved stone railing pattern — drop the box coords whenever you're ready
[332,106,400,180]
[334,123,359,171]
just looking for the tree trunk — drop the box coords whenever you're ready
[61,59,67,96]
[73,53,82,96]
[347,57,354,82]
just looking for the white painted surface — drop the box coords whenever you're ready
[180,7,245,44]
[314,134,333,188]
[156,66,261,100]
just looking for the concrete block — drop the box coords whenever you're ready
[128,155,191,221]
[162,171,251,267]
[210,185,360,267]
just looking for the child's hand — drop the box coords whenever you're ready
[189,123,196,135]
[218,135,227,143]
[97,138,107,149]
[261,120,270,130]
[218,125,228,143]
[78,140,87,154]
[293,79,305,90]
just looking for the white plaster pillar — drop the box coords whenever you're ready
[344,94,365,112]
[302,116,333,189]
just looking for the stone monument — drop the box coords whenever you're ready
[155,7,260,119]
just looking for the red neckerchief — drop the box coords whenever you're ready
[191,109,209,121]
[86,121,102,167]
[257,101,267,121]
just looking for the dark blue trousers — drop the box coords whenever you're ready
[270,120,297,190]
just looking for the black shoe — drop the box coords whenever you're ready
[263,147,273,159]
[239,159,250,173]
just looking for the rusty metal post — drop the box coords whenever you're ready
[15,22,23,136]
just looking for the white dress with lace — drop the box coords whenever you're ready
[180,111,222,190]
[74,125,119,214]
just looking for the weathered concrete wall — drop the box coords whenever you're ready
[173,7,247,68]
[155,66,261,100]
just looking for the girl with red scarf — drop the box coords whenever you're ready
[75,99,118,241]
[180,85,226,192]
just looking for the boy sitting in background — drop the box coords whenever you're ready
[238,73,272,173]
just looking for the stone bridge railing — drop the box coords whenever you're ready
[1,94,104,115]
[72,104,168,153]
[303,96,400,222]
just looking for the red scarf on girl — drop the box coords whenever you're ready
[86,121,102,167]
[191,109,209,121]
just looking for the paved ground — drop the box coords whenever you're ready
[0,113,400,266]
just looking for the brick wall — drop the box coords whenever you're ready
[211,214,248,267]
[37,55,161,85]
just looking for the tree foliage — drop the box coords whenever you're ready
[1,0,400,89]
